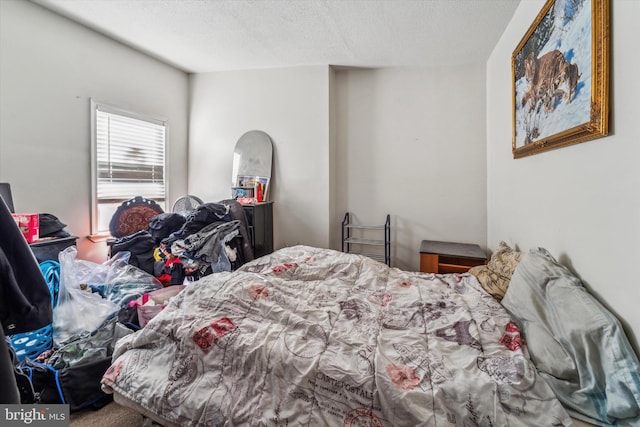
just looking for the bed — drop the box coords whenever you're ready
[101,245,640,426]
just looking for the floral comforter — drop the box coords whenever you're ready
[102,245,571,426]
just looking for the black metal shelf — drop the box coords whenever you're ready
[341,212,391,266]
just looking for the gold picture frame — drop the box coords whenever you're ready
[512,0,609,158]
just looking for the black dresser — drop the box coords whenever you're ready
[242,202,273,258]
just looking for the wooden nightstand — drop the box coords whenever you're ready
[419,240,487,274]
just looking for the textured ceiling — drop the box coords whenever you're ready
[32,0,521,73]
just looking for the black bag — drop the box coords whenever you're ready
[16,357,113,411]
[38,213,70,238]
[148,212,186,243]
[109,230,157,275]
[11,318,133,411]
[59,358,113,410]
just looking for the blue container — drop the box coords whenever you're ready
[9,324,53,362]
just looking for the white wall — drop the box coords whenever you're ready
[1,1,488,274]
[0,0,189,262]
[189,65,488,270]
[487,0,640,348]
[188,66,331,250]
[334,66,488,271]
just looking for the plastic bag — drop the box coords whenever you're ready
[53,246,160,347]
[53,247,119,346]
[86,248,163,324]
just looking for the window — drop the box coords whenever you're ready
[91,99,167,235]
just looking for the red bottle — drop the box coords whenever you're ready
[255,181,263,202]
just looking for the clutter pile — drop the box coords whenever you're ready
[9,248,166,410]
[109,200,254,286]
[7,198,254,410]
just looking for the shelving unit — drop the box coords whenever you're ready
[341,212,391,266]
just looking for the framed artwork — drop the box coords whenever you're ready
[512,0,609,158]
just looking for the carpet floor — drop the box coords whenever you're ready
[70,401,144,427]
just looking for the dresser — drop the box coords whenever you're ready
[242,202,273,258]
[419,240,487,274]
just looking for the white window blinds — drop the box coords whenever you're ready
[91,100,167,234]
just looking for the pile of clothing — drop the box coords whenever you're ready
[109,200,254,286]
[9,248,165,410]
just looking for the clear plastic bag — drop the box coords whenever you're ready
[53,247,158,346]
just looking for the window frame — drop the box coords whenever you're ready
[90,98,169,236]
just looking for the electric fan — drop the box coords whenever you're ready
[172,195,204,215]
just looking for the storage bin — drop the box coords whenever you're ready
[135,285,185,327]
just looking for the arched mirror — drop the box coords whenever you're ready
[231,130,273,202]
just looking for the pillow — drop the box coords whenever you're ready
[468,241,522,301]
[502,247,640,426]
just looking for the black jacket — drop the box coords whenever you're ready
[0,196,52,335]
